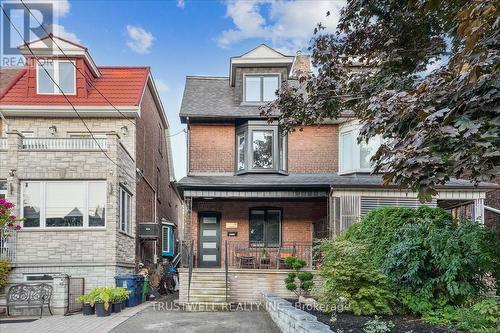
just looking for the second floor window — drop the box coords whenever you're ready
[236,122,287,173]
[339,122,382,174]
[37,60,76,95]
[244,74,279,103]
[119,187,132,234]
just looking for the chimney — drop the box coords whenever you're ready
[292,51,311,80]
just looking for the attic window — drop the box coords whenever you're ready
[244,74,279,103]
[37,60,76,95]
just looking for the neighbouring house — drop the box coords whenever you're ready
[176,44,498,307]
[0,35,181,314]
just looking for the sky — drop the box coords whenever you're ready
[3,0,346,179]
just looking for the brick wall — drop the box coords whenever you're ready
[288,125,338,173]
[189,123,235,173]
[189,199,327,265]
[188,123,339,174]
[136,84,182,264]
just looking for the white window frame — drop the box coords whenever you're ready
[20,180,106,229]
[0,180,6,198]
[162,224,171,254]
[339,121,382,174]
[36,60,76,95]
[119,186,132,234]
[243,73,281,104]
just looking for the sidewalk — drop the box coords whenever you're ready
[0,302,151,333]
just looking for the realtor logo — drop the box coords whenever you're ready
[1,0,54,65]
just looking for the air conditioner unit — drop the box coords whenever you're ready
[138,223,159,239]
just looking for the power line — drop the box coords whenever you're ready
[167,129,186,137]
[1,5,136,181]
[20,0,136,127]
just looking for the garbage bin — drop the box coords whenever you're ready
[142,277,149,303]
[115,275,141,307]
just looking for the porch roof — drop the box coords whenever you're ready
[177,173,498,192]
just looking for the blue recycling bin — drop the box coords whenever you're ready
[115,275,142,307]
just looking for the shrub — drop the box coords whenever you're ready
[318,239,394,315]
[345,206,450,266]
[363,316,395,333]
[0,259,10,289]
[284,256,314,298]
[384,221,500,312]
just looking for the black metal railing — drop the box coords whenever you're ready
[224,240,229,303]
[187,240,194,303]
[225,241,313,269]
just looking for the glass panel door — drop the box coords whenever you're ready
[198,213,220,267]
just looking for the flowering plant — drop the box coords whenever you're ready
[0,198,21,231]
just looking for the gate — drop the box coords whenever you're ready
[67,277,85,314]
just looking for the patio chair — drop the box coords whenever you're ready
[277,246,295,269]
[234,248,256,269]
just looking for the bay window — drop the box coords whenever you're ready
[236,122,287,173]
[249,208,281,247]
[244,74,279,103]
[21,181,106,228]
[339,122,382,173]
[37,60,76,94]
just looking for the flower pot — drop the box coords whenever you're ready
[112,302,122,313]
[82,303,95,315]
[95,302,111,317]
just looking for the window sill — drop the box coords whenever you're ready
[338,169,374,176]
[20,227,107,232]
[236,169,289,176]
[118,230,134,239]
[240,102,269,107]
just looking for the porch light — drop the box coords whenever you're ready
[120,126,128,136]
[49,125,57,136]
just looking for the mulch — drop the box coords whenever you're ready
[286,300,457,333]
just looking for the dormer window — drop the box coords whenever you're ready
[244,74,279,103]
[37,60,76,95]
[236,121,287,174]
[339,122,382,174]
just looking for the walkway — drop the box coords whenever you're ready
[0,302,151,333]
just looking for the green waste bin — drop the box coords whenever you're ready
[142,277,149,302]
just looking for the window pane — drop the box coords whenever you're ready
[88,183,106,227]
[279,134,287,171]
[245,76,261,102]
[250,210,265,246]
[237,133,245,171]
[38,62,54,93]
[360,137,380,169]
[46,182,84,227]
[0,181,6,199]
[23,182,41,227]
[252,130,274,168]
[163,226,169,251]
[58,62,75,94]
[263,76,279,101]
[341,132,354,171]
[266,210,281,246]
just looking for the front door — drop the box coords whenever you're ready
[198,212,221,268]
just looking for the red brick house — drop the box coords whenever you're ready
[176,44,498,306]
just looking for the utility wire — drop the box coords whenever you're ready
[20,0,136,126]
[167,129,186,137]
[1,5,136,181]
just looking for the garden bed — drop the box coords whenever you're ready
[287,300,457,333]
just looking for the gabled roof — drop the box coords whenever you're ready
[0,67,25,99]
[0,66,150,107]
[229,44,294,86]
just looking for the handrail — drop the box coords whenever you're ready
[187,239,194,303]
[224,240,229,305]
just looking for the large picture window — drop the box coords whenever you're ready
[339,122,381,174]
[0,181,6,199]
[236,122,287,173]
[244,74,279,103]
[249,208,281,247]
[37,60,76,94]
[21,181,106,228]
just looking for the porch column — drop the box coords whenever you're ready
[473,198,485,224]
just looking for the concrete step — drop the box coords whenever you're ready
[188,281,226,288]
[189,287,226,295]
[189,295,228,303]
[183,302,230,312]
[190,275,226,281]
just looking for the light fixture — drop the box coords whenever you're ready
[120,126,128,136]
[49,125,57,136]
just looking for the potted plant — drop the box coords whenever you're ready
[110,288,122,313]
[77,294,94,315]
[117,287,130,310]
[92,287,112,317]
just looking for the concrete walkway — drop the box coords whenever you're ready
[111,305,280,333]
[0,302,151,333]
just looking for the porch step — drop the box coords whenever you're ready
[189,287,226,295]
[190,274,226,281]
[183,302,230,312]
[189,295,228,303]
